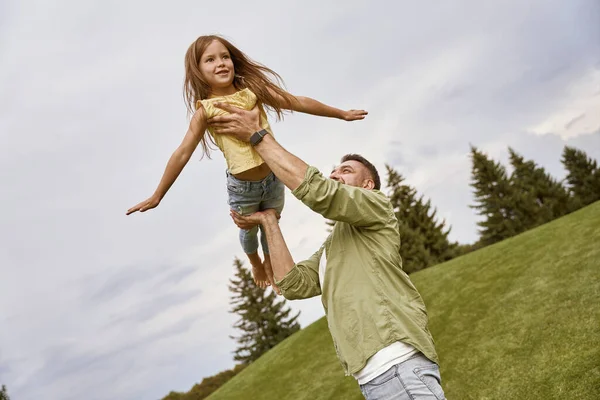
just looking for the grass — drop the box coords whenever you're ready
[207,202,600,400]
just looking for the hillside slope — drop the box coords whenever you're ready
[209,202,600,400]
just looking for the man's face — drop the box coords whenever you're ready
[329,160,374,190]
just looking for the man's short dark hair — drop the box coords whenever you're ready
[341,154,381,190]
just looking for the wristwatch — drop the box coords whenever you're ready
[250,129,269,146]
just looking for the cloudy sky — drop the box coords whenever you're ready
[1,0,599,399]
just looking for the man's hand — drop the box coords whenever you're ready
[230,209,279,229]
[342,109,368,121]
[208,103,262,142]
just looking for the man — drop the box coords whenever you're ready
[209,103,446,400]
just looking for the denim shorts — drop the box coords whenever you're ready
[226,171,285,254]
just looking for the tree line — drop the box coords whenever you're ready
[388,145,599,273]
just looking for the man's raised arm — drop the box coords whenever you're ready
[209,103,391,229]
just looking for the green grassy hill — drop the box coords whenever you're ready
[208,202,600,400]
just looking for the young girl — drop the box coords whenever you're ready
[126,34,367,292]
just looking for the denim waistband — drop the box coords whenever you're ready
[225,170,277,188]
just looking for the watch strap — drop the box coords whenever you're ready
[250,129,269,146]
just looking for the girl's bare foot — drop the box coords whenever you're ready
[247,252,269,289]
[263,254,281,295]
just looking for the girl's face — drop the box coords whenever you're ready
[200,40,236,96]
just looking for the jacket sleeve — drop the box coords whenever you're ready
[292,166,393,229]
[276,244,324,300]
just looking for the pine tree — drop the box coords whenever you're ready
[561,146,600,207]
[229,258,300,364]
[0,385,9,400]
[412,197,455,262]
[386,165,456,274]
[469,146,519,245]
[508,148,572,232]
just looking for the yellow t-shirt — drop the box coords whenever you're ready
[196,88,273,175]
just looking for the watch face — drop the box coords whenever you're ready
[251,129,267,146]
[250,132,261,146]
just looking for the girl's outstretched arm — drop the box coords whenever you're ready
[126,108,207,215]
[267,88,367,121]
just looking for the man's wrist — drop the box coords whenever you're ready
[261,212,279,226]
[250,128,269,146]
[245,123,262,140]
[254,131,275,149]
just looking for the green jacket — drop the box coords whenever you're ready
[277,166,439,375]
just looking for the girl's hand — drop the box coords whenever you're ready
[126,196,161,215]
[343,109,368,121]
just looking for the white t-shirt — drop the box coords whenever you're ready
[318,250,418,385]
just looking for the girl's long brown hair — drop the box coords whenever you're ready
[184,35,297,158]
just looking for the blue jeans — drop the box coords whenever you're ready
[359,353,446,400]
[226,171,285,254]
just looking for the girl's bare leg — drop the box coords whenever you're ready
[247,252,269,289]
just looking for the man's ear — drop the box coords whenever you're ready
[362,179,375,190]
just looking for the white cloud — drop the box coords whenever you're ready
[530,68,600,139]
